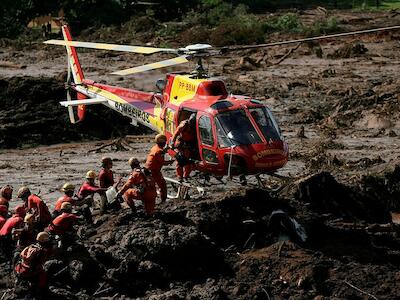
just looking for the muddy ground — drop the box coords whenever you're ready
[0,9,400,300]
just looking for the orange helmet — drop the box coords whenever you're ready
[0,185,13,200]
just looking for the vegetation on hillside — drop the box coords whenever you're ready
[0,0,398,40]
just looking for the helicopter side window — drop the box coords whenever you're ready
[165,108,176,133]
[198,115,214,146]
[249,107,281,141]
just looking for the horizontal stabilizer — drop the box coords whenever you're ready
[60,98,107,107]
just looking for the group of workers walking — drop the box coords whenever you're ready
[0,123,197,297]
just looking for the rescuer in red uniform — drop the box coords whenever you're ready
[99,156,114,188]
[13,213,37,265]
[47,202,79,248]
[17,187,52,230]
[53,182,76,218]
[116,157,157,215]
[98,157,114,213]
[145,134,173,202]
[0,185,13,209]
[0,205,26,257]
[0,204,7,229]
[77,170,107,214]
[14,232,52,298]
[171,113,197,181]
[0,205,25,237]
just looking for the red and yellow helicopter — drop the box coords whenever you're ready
[45,24,400,185]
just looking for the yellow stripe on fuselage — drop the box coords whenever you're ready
[85,85,163,132]
[169,75,207,106]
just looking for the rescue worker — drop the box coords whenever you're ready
[145,134,174,202]
[99,157,114,188]
[17,187,52,230]
[98,157,114,213]
[0,204,7,229]
[77,170,107,214]
[14,232,52,297]
[47,202,79,249]
[0,205,25,238]
[0,184,13,208]
[13,213,36,265]
[171,113,197,181]
[115,157,157,215]
[53,182,76,218]
[0,205,25,256]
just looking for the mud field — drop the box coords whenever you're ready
[1,10,400,300]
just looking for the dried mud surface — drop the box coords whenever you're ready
[1,10,400,300]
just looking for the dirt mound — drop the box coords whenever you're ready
[0,76,148,148]
[293,171,391,223]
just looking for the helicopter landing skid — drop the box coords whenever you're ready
[164,177,205,201]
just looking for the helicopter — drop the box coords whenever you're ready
[44,24,400,188]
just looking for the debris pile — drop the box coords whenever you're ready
[0,77,147,148]
[1,171,400,299]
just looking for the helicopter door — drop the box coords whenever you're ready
[197,114,219,165]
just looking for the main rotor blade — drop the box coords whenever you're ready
[224,25,400,52]
[44,40,177,54]
[111,56,189,75]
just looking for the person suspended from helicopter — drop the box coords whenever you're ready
[115,157,157,215]
[171,113,197,181]
[145,134,174,203]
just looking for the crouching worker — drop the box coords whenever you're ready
[14,232,52,298]
[17,187,52,231]
[0,205,26,257]
[115,157,157,216]
[53,182,77,218]
[47,202,79,249]
[13,213,36,265]
[77,171,108,215]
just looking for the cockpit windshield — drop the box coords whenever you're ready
[249,107,281,141]
[216,109,262,147]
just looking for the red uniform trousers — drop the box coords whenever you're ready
[176,148,193,179]
[151,170,167,202]
[124,189,156,215]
